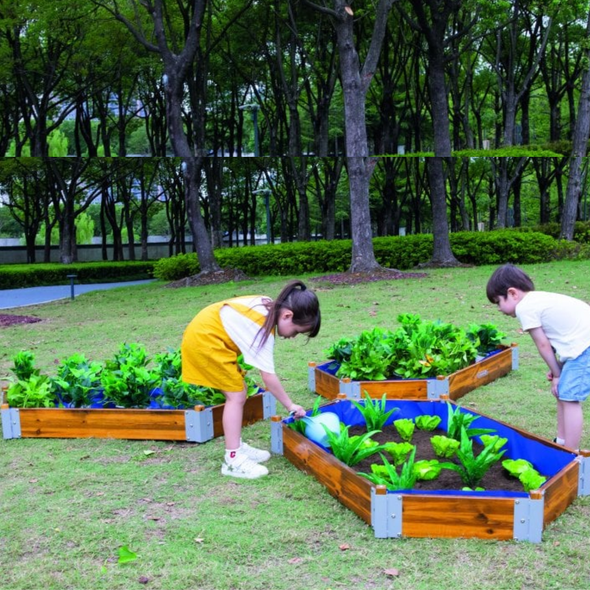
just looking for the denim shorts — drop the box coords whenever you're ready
[558,345,590,402]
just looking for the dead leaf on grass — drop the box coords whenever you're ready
[194,537,205,544]
[288,557,304,564]
[138,575,150,584]
[383,568,400,577]
[339,544,351,551]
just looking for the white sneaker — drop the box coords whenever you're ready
[241,441,271,463]
[221,453,269,479]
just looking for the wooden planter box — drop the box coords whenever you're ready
[271,398,589,543]
[1,391,275,443]
[309,344,518,401]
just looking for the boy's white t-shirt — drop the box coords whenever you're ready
[219,296,275,373]
[515,291,590,361]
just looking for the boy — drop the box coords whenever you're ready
[486,263,590,450]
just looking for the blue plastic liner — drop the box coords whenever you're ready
[286,399,577,499]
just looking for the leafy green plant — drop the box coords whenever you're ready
[323,426,386,466]
[393,418,415,442]
[415,414,441,431]
[6,375,54,408]
[502,459,547,492]
[50,353,102,407]
[446,402,496,441]
[105,342,149,372]
[430,435,460,458]
[442,427,506,489]
[101,365,160,408]
[466,323,507,355]
[480,434,508,453]
[519,469,547,492]
[153,378,226,408]
[413,459,443,481]
[382,441,415,465]
[359,448,418,491]
[351,392,398,431]
[152,347,182,380]
[11,351,39,381]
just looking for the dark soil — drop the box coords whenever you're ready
[0,314,43,328]
[349,424,524,493]
[167,267,428,288]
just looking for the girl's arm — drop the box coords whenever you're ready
[528,327,562,397]
[259,370,306,417]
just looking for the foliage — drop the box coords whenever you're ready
[152,348,182,380]
[502,459,547,492]
[152,378,226,408]
[413,459,443,481]
[11,351,39,381]
[446,403,496,441]
[393,418,415,442]
[359,448,418,491]
[466,323,507,355]
[382,441,415,465]
[51,353,102,407]
[430,435,460,458]
[415,414,441,431]
[480,434,508,453]
[323,426,386,467]
[442,427,507,489]
[6,375,54,408]
[351,393,398,431]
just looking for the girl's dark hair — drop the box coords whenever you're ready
[486,264,535,303]
[256,280,321,347]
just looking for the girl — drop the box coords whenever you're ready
[181,280,321,479]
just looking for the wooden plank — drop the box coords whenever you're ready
[282,426,373,524]
[542,460,580,526]
[401,494,515,540]
[19,408,187,441]
[361,380,428,399]
[448,347,514,401]
[211,393,265,438]
[314,367,342,399]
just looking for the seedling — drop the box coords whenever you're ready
[351,392,398,431]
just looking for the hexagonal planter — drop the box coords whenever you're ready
[309,344,518,401]
[1,390,275,443]
[271,397,589,542]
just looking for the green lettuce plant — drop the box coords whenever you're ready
[442,427,506,489]
[415,415,442,431]
[351,392,398,431]
[502,459,547,492]
[430,435,460,458]
[382,441,415,465]
[359,448,418,491]
[393,418,415,442]
[11,350,39,381]
[413,459,443,481]
[502,459,534,476]
[466,323,507,355]
[323,426,386,466]
[480,434,508,453]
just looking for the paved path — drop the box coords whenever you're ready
[0,280,156,310]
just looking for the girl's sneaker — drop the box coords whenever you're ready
[221,452,269,479]
[240,441,271,463]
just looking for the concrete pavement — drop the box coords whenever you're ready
[0,280,156,310]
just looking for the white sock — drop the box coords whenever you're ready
[555,437,565,446]
[225,448,240,463]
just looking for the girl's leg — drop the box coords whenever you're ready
[556,402,565,442]
[222,388,247,450]
[558,399,583,449]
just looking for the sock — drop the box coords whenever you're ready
[225,448,240,463]
[554,437,565,445]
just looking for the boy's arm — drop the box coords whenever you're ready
[528,327,562,397]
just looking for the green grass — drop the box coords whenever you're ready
[1,261,590,590]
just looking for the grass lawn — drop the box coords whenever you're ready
[1,261,589,590]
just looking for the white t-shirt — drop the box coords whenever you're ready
[219,296,275,373]
[515,291,590,361]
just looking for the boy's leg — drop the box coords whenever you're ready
[558,399,583,449]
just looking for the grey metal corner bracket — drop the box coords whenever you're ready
[512,346,520,370]
[1,407,21,439]
[271,420,284,455]
[578,454,589,496]
[184,407,214,443]
[308,365,316,393]
[262,390,276,419]
[371,488,402,539]
[426,378,449,400]
[513,496,544,543]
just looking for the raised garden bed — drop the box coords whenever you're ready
[1,390,275,443]
[309,344,518,401]
[271,398,589,542]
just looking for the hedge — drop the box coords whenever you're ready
[152,230,590,281]
[0,261,155,290]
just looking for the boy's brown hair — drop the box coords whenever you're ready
[486,264,535,303]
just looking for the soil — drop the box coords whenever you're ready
[0,314,43,328]
[167,266,428,288]
[348,424,525,493]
